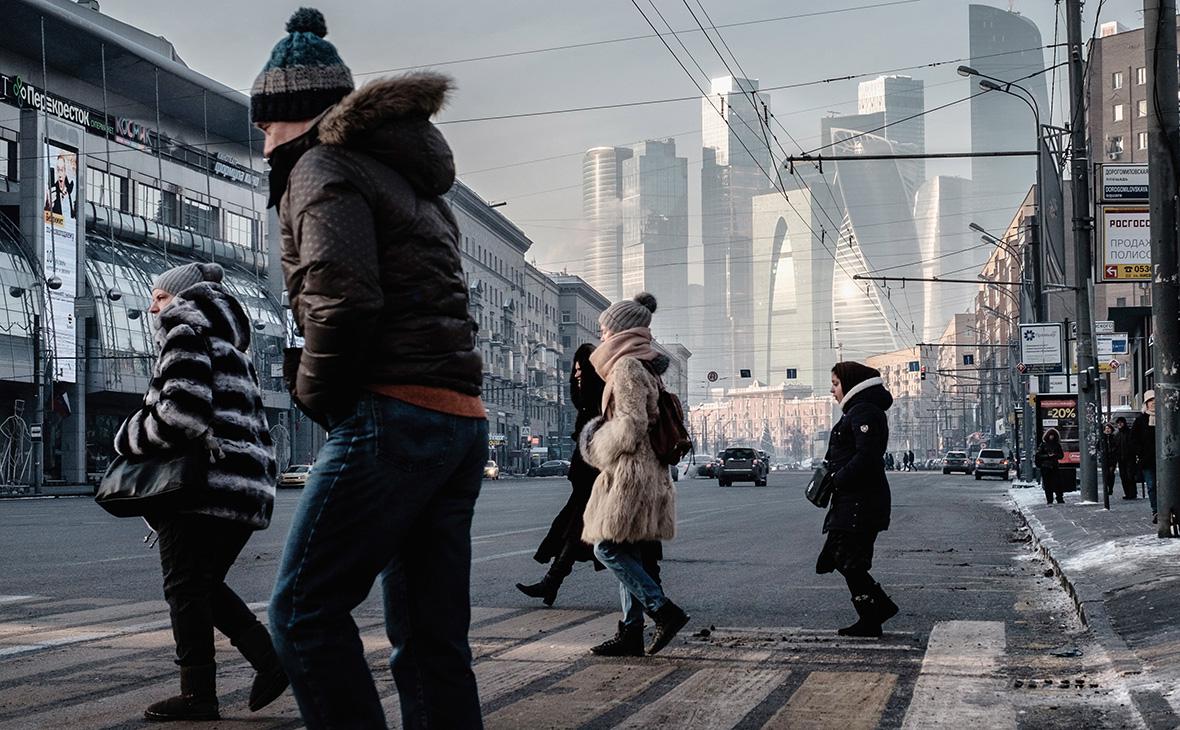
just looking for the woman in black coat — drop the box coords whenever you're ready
[817,361,898,638]
[1100,423,1119,497]
[516,344,607,605]
[1036,428,1065,505]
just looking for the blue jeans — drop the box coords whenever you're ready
[1144,467,1157,513]
[594,541,667,626]
[270,395,487,730]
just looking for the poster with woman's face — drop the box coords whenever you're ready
[43,144,77,224]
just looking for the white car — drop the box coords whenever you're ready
[278,464,312,488]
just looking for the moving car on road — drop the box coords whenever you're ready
[716,447,769,487]
[973,449,1011,480]
[528,460,570,477]
[942,451,973,475]
[483,460,501,480]
[278,464,311,488]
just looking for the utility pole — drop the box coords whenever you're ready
[1065,0,1101,503]
[1144,0,1180,537]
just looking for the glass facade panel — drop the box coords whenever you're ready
[87,168,127,212]
[182,198,218,238]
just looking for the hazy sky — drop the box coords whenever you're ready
[95,0,1147,281]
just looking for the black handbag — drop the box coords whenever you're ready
[805,464,835,508]
[95,443,209,518]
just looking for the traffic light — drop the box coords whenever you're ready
[920,366,927,380]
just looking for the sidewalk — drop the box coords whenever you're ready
[0,484,93,499]
[1011,485,1180,726]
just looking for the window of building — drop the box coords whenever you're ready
[1139,131,1149,150]
[1110,135,1125,154]
[561,311,572,324]
[0,139,12,180]
[1113,104,1124,122]
[224,210,258,250]
[1138,99,1148,118]
[182,198,218,238]
[1138,66,1147,85]
[1116,296,1127,307]
[135,183,164,222]
[1112,71,1124,89]
[87,167,126,211]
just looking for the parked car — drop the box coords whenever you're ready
[696,460,717,478]
[942,451,973,475]
[716,447,769,487]
[278,464,312,489]
[528,460,570,477]
[483,460,501,480]
[973,449,1011,480]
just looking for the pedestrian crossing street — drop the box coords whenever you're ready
[0,594,1080,729]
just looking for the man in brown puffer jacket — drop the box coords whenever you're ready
[252,8,486,729]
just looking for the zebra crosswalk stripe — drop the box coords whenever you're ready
[615,667,790,730]
[901,620,1013,729]
[765,670,897,730]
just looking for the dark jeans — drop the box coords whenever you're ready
[1102,465,1116,495]
[1145,467,1157,513]
[1118,461,1137,499]
[270,395,487,730]
[156,513,260,667]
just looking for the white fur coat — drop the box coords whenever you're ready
[579,356,676,543]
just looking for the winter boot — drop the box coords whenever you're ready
[232,623,289,712]
[515,573,564,607]
[590,621,645,657]
[869,583,899,625]
[838,595,882,638]
[645,600,690,656]
[144,663,220,722]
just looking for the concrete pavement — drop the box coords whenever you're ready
[0,472,1155,728]
[1011,485,1180,727]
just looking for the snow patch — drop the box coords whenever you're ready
[1060,534,1180,575]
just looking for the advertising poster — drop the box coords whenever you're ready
[42,141,78,383]
[1099,206,1151,282]
[1036,395,1080,466]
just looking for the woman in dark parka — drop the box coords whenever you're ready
[516,344,607,605]
[817,361,898,638]
[1036,428,1065,505]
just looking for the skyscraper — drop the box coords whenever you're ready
[857,75,926,198]
[582,146,632,302]
[701,76,774,383]
[968,4,1049,238]
[620,139,689,342]
[913,175,980,341]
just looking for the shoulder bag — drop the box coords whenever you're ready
[805,463,835,508]
[95,441,210,518]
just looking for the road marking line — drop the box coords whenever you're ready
[498,614,618,663]
[616,667,790,729]
[471,526,550,542]
[764,670,897,730]
[472,548,536,564]
[0,595,38,607]
[0,601,165,640]
[483,662,674,729]
[471,609,597,641]
[901,620,1013,729]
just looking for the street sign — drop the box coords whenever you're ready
[1019,323,1064,374]
[1096,332,1129,356]
[29,425,42,440]
[1097,163,1149,202]
[269,364,283,378]
[1095,320,1115,335]
[520,426,531,439]
[1047,375,1074,394]
[707,371,718,382]
[1100,359,1121,374]
[488,433,506,446]
[1099,206,1151,282]
[1016,362,1028,374]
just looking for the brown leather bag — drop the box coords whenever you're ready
[641,362,693,467]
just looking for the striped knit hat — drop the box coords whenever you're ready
[250,8,355,124]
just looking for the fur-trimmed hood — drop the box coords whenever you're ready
[317,71,455,196]
[158,281,252,354]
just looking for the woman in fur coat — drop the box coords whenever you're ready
[114,262,284,721]
[818,361,898,638]
[580,293,689,657]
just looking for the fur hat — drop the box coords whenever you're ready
[599,292,657,334]
[251,8,355,123]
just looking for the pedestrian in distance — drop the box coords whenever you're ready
[580,292,689,657]
[885,452,895,471]
[818,361,899,638]
[1035,428,1065,505]
[1114,416,1137,500]
[1100,422,1119,497]
[516,344,609,605]
[1131,390,1158,524]
[114,262,285,721]
[253,9,486,728]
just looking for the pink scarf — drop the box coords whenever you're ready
[589,327,659,410]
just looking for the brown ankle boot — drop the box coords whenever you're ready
[144,663,220,722]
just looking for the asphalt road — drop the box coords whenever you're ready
[0,471,1145,728]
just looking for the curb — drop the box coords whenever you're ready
[1008,491,1143,678]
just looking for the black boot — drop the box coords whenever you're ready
[144,663,220,722]
[232,623,289,712]
[516,572,564,607]
[645,600,690,655]
[838,596,882,638]
[869,583,899,626]
[590,621,645,657]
